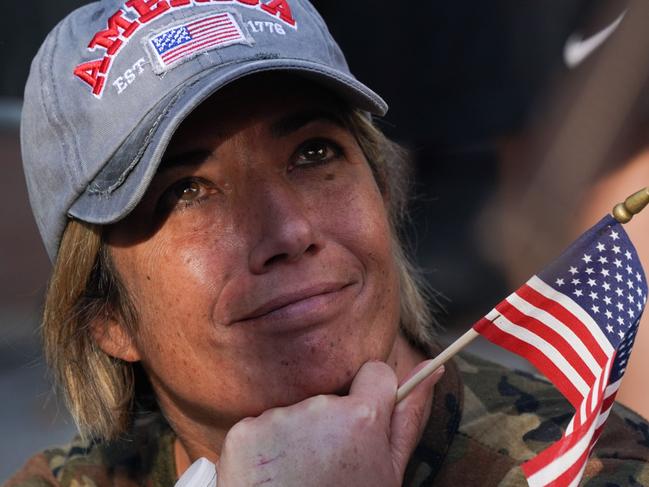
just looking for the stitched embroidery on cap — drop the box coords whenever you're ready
[145,10,253,74]
[74,0,297,98]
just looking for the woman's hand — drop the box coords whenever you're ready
[216,360,445,487]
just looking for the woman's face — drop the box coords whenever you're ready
[106,76,404,436]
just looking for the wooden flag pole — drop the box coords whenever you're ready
[396,328,479,403]
[396,187,649,404]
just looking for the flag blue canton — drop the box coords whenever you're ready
[538,215,647,380]
[151,26,193,55]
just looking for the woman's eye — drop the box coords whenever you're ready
[294,139,342,167]
[161,178,213,212]
[175,180,202,202]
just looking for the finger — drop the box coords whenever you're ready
[389,361,445,480]
[348,360,398,416]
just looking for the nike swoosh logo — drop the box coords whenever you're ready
[564,11,626,68]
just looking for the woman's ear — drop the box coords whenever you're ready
[92,318,141,363]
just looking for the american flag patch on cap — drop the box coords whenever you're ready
[147,11,252,74]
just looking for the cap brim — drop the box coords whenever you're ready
[68,58,387,226]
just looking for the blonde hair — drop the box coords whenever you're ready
[43,221,139,438]
[43,109,437,440]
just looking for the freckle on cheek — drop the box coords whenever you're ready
[325,173,335,181]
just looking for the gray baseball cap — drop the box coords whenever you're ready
[21,0,388,261]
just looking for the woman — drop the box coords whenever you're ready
[7,0,649,485]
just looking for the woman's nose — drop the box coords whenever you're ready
[247,181,323,273]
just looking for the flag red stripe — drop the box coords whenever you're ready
[474,318,583,407]
[592,421,607,446]
[573,357,612,432]
[497,298,595,387]
[601,392,616,412]
[189,19,232,35]
[522,398,601,478]
[517,284,608,365]
[189,22,233,38]
[544,444,591,487]
[187,13,229,30]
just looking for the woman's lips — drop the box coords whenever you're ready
[228,281,359,330]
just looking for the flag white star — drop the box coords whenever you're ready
[628,309,635,318]
[625,250,632,259]
[627,279,635,289]
[617,302,625,312]
[637,272,643,282]
[615,273,623,282]
[628,294,635,304]
[582,254,592,263]
[596,242,606,252]
[605,310,613,319]
[616,288,624,297]
[617,316,625,326]
[572,278,581,285]
[585,267,594,275]
[569,266,578,275]
[611,231,620,241]
[614,258,623,268]
[612,245,621,254]
[574,289,583,297]
[599,256,608,264]
[591,305,600,314]
[589,291,599,300]
[587,279,597,287]
[606,324,614,333]
[556,278,565,286]
[619,330,625,339]
[604,296,613,305]
[603,282,611,291]
[626,265,633,274]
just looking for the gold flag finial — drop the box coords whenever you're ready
[612,187,649,223]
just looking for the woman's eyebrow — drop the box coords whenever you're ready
[158,149,213,173]
[270,109,346,138]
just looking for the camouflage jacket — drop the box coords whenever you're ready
[5,352,649,487]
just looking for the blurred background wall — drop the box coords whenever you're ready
[2,0,644,481]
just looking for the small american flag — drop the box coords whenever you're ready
[474,215,647,486]
[150,12,246,68]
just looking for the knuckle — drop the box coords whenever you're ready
[350,400,377,425]
[304,394,331,412]
[259,404,291,425]
[227,417,255,441]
